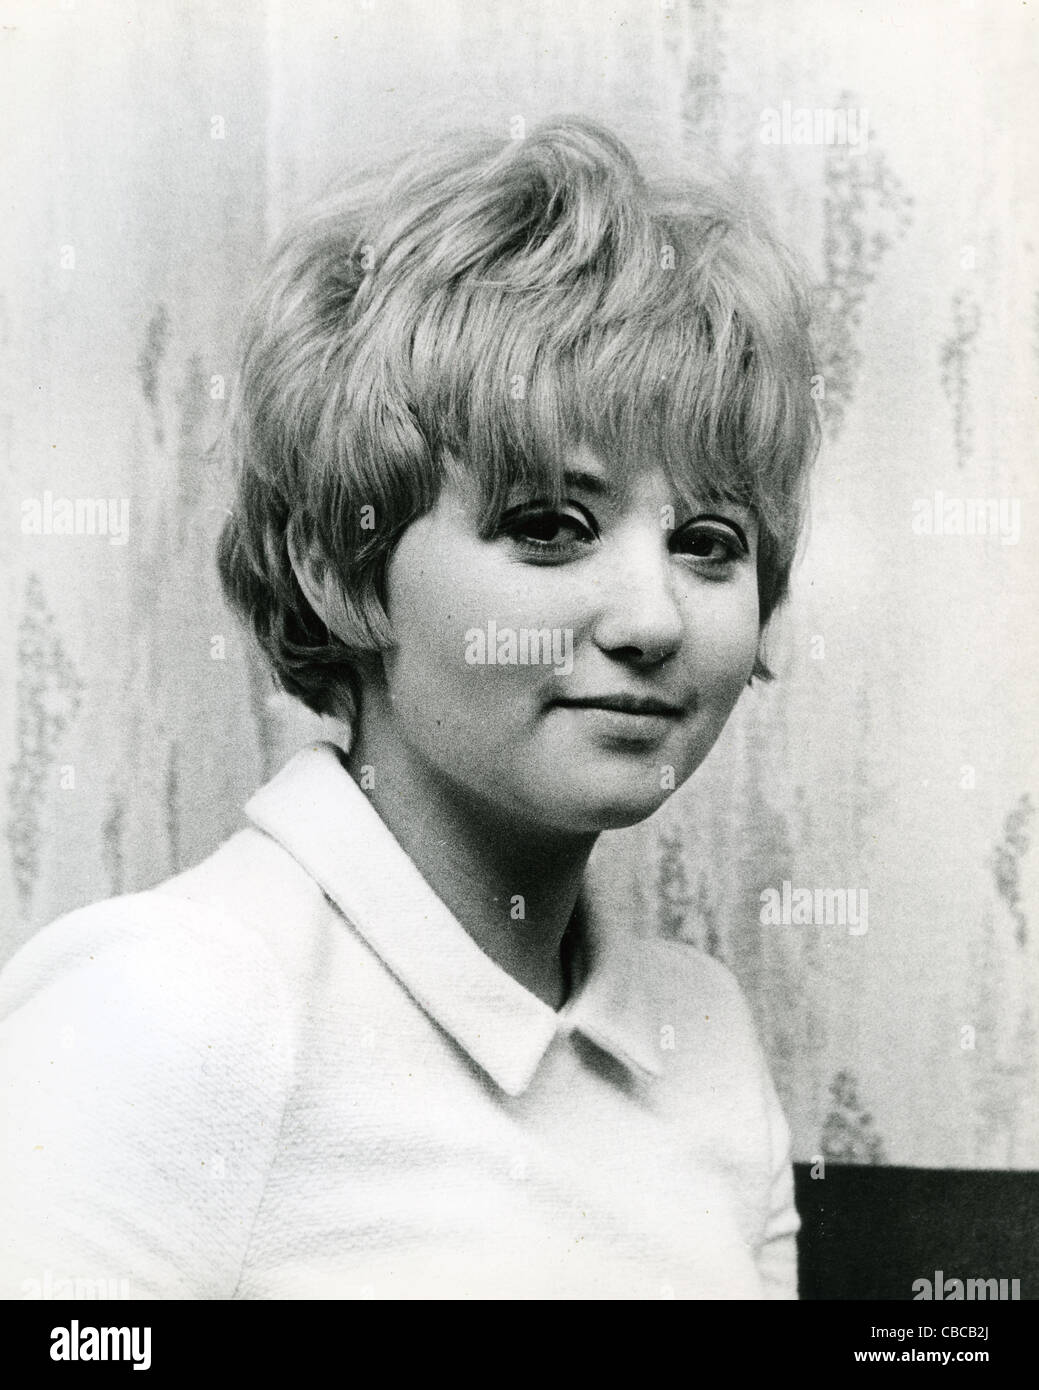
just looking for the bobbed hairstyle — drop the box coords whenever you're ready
[217,116,820,719]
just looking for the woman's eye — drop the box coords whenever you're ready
[502,507,597,556]
[671,524,747,570]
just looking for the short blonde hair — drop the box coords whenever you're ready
[217,116,820,718]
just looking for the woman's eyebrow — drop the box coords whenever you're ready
[561,468,610,496]
[681,495,755,520]
[501,468,609,505]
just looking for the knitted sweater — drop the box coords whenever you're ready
[0,742,799,1299]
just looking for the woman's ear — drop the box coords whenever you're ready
[749,630,774,684]
[286,518,356,643]
[286,514,392,666]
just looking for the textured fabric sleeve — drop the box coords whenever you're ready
[753,1055,800,1300]
[652,940,801,1299]
[0,893,296,1300]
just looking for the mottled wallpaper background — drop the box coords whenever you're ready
[3,0,1036,1169]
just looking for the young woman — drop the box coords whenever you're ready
[0,117,819,1299]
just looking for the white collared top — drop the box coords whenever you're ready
[0,742,798,1300]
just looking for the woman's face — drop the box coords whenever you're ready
[367,443,761,835]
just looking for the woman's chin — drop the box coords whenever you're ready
[538,784,681,834]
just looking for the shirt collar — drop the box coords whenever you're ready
[245,741,663,1097]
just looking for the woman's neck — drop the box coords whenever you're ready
[345,717,597,1010]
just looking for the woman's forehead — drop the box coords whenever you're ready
[452,440,757,525]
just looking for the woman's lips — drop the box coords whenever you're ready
[548,695,685,742]
[550,694,684,716]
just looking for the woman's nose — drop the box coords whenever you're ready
[590,533,684,666]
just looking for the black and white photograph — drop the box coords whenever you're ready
[1,0,1036,1348]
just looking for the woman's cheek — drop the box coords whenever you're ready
[684,581,759,690]
[385,605,515,741]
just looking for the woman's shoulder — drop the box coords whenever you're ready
[632,934,774,1084]
[0,825,325,1054]
[0,840,312,1299]
[641,933,759,1022]
[1,892,280,1056]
